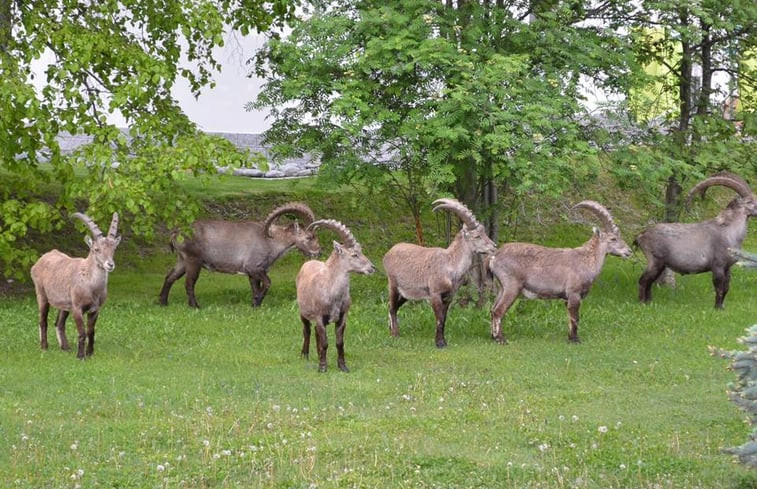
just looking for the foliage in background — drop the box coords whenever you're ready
[599,0,757,221]
[0,0,295,278]
[250,0,633,243]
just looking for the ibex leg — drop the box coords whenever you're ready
[490,284,518,344]
[72,308,87,359]
[567,294,581,343]
[250,272,271,307]
[159,261,186,306]
[315,317,328,373]
[387,282,406,337]
[713,267,731,309]
[301,316,311,360]
[55,310,70,350]
[335,310,349,372]
[85,311,98,357]
[638,263,665,303]
[184,262,202,308]
[38,301,50,350]
[431,294,452,348]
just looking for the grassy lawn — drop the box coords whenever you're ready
[1,175,756,488]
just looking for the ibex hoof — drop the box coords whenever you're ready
[568,336,581,344]
[435,340,447,348]
[339,364,350,373]
[318,365,327,373]
[493,336,507,345]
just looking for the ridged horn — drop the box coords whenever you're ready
[306,219,357,247]
[71,212,104,238]
[262,202,316,237]
[686,174,753,210]
[432,198,480,229]
[572,200,619,233]
[107,212,119,239]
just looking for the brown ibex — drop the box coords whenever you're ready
[383,198,497,348]
[636,173,757,308]
[30,212,121,359]
[159,202,321,308]
[489,201,632,344]
[296,219,376,373]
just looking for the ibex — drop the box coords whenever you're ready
[30,212,121,359]
[383,198,497,348]
[489,201,632,344]
[635,172,757,308]
[159,202,321,308]
[296,219,376,372]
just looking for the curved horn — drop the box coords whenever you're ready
[572,200,619,233]
[107,212,119,239]
[71,212,103,238]
[685,174,753,209]
[432,198,480,229]
[306,219,357,247]
[262,202,316,237]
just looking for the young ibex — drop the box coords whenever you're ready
[635,172,757,308]
[30,212,121,359]
[383,198,497,348]
[296,219,376,373]
[159,202,321,308]
[489,201,632,344]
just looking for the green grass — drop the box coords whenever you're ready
[2,176,757,488]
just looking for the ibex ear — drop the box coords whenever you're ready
[114,235,122,246]
[84,235,94,248]
[333,240,344,255]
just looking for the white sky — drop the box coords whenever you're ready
[174,32,272,134]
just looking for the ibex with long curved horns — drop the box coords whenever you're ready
[489,201,632,344]
[296,219,376,373]
[159,202,321,308]
[383,198,497,348]
[635,172,757,308]
[31,212,121,358]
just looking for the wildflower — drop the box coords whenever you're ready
[203,439,210,447]
[272,405,281,412]
[222,450,232,456]
[598,426,608,433]
[620,464,627,470]
[157,464,165,472]
[70,442,78,451]
[571,415,579,422]
[538,443,550,452]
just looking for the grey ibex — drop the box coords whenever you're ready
[489,201,631,344]
[159,202,321,308]
[296,219,376,373]
[30,212,121,359]
[383,198,497,348]
[635,172,757,308]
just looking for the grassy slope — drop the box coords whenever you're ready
[1,174,757,488]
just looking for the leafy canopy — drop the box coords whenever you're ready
[0,0,294,278]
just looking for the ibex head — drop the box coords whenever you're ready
[263,202,321,257]
[307,219,376,275]
[572,201,632,258]
[432,198,497,255]
[686,172,757,218]
[71,212,121,272]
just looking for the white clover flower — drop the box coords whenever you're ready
[538,443,550,452]
[572,415,579,422]
[598,426,608,433]
[620,463,627,470]
[222,449,231,456]
[203,439,210,447]
[157,464,165,472]
[70,442,78,451]
[272,405,281,412]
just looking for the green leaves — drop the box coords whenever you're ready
[0,0,295,277]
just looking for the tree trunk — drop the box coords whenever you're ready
[664,9,694,223]
[0,0,11,53]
